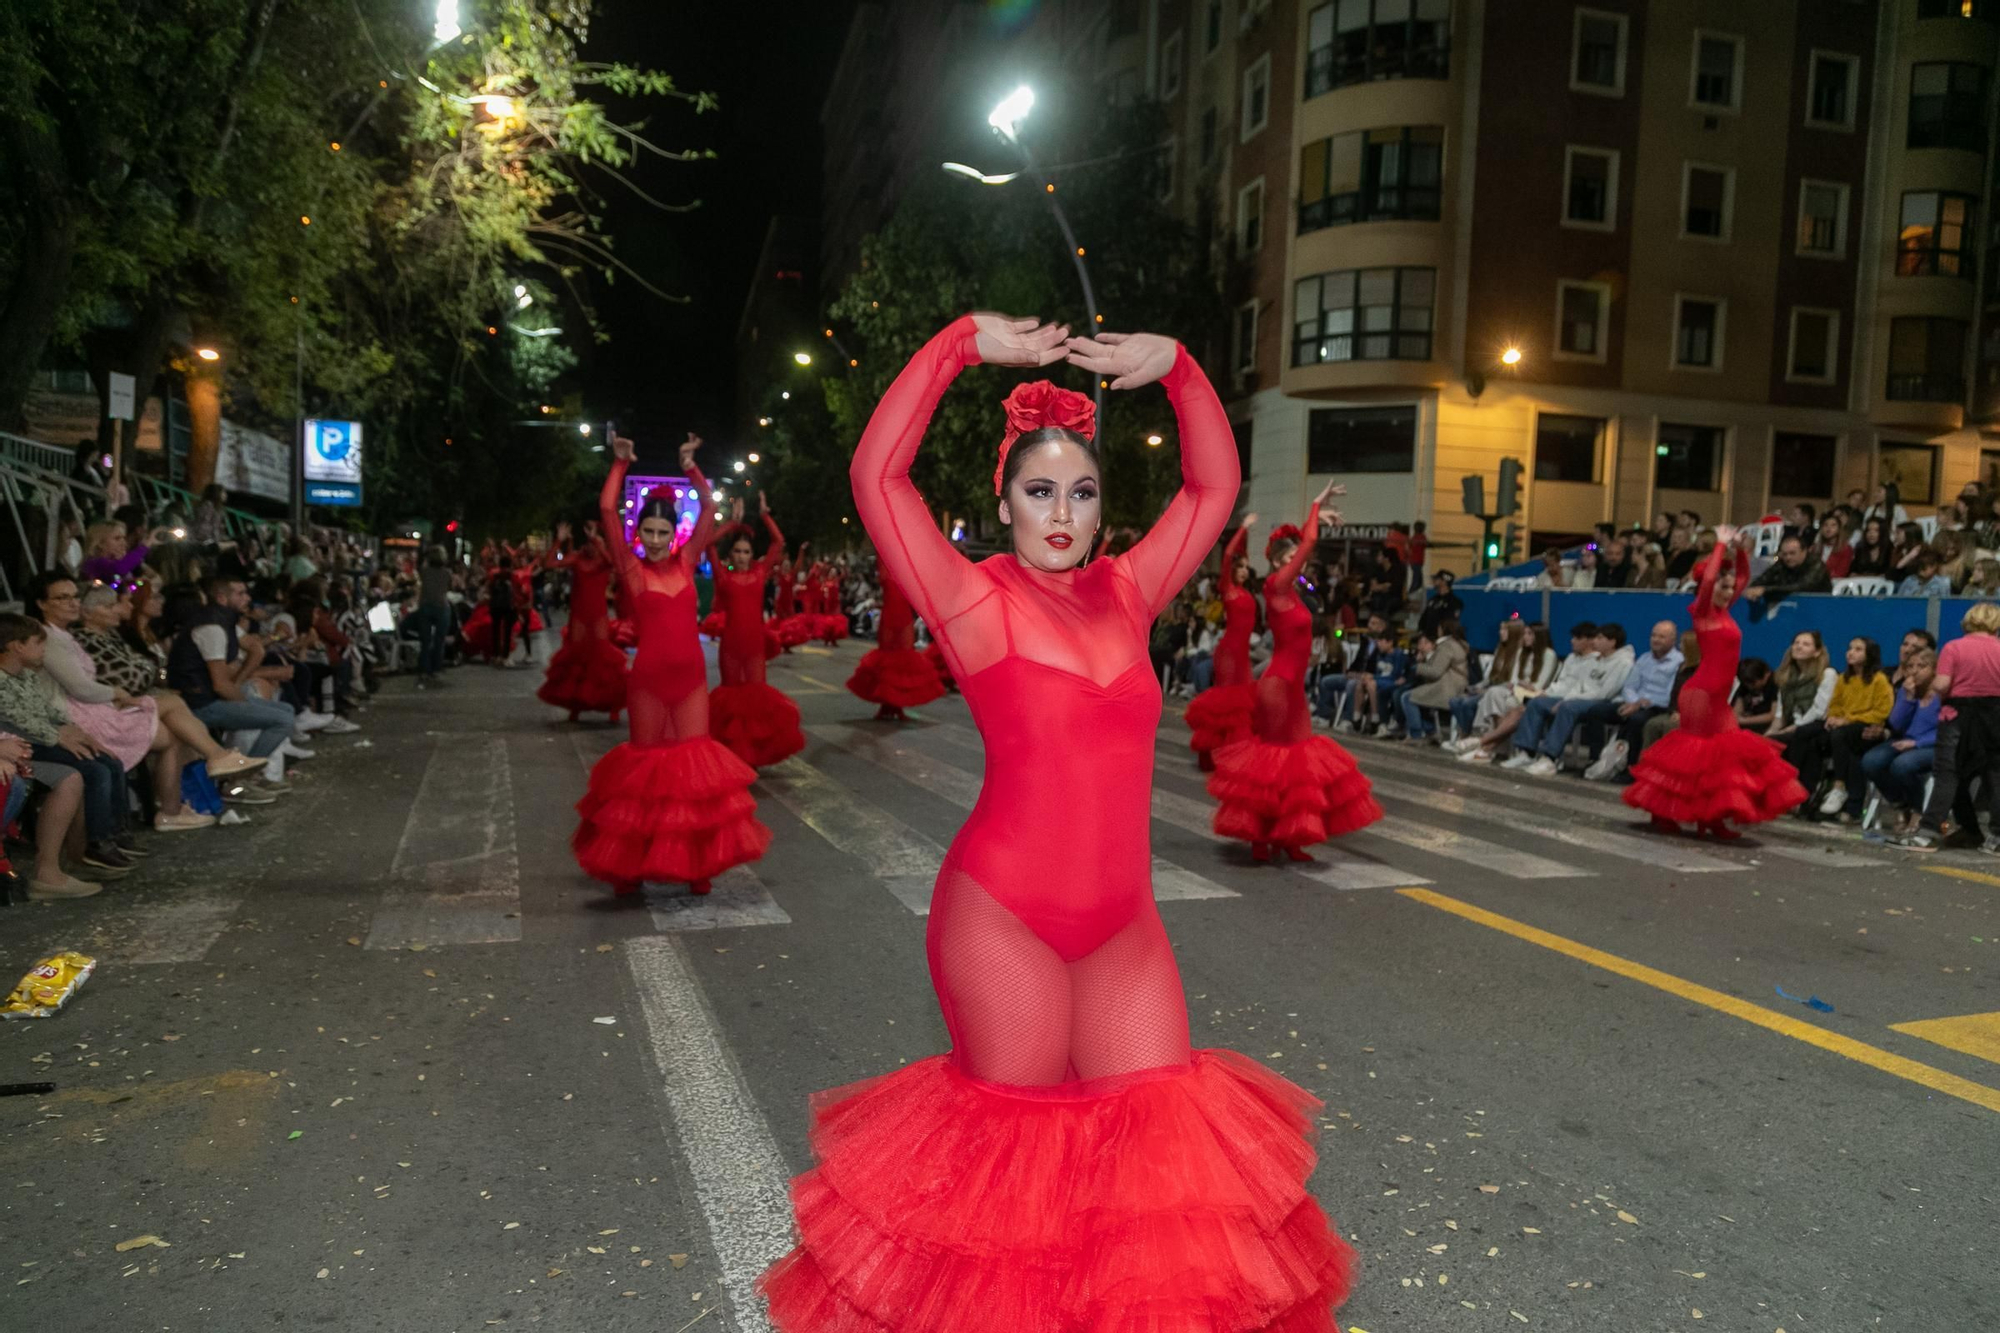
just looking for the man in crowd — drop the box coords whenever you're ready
[1317,613,1389,728]
[1417,571,1463,641]
[1596,536,1632,588]
[1502,623,1636,776]
[1584,620,1684,781]
[168,575,301,781]
[1744,536,1832,617]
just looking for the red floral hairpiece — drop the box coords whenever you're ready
[993,380,1097,496]
[1265,524,1302,562]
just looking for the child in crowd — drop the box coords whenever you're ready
[1356,629,1409,735]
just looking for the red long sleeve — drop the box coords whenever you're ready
[1693,541,1749,617]
[680,466,717,571]
[1220,525,1249,593]
[759,514,786,574]
[1121,348,1241,616]
[600,457,641,584]
[1274,503,1319,588]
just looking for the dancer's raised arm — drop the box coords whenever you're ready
[757,493,786,573]
[679,435,718,566]
[1696,527,1752,613]
[1220,518,1253,593]
[1065,332,1240,616]
[600,438,642,583]
[851,314,1067,628]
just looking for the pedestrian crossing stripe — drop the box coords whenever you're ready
[1888,1011,2000,1067]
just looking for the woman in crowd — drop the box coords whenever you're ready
[758,313,1353,1333]
[1449,619,1555,745]
[1182,516,1259,770]
[1209,482,1381,861]
[1623,529,1807,837]
[1766,630,1838,799]
[78,520,149,589]
[708,494,805,765]
[1848,518,1896,578]
[1401,619,1469,744]
[536,520,628,722]
[846,570,945,723]
[1854,649,1941,835]
[1533,547,1567,589]
[1894,602,2000,852]
[1803,637,1894,811]
[572,433,769,898]
[1812,512,1854,578]
[1570,544,1601,589]
[1630,542,1669,589]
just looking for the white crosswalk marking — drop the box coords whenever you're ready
[809,724,1239,902]
[370,737,522,949]
[644,865,791,931]
[759,755,944,913]
[80,892,242,965]
[1370,815,1590,879]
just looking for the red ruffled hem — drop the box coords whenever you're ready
[572,736,770,885]
[774,616,814,648]
[1622,725,1807,826]
[847,648,946,709]
[815,614,849,643]
[699,610,726,638]
[536,638,628,714]
[1208,735,1382,846]
[1186,684,1256,757]
[711,681,807,768]
[757,1049,1355,1333]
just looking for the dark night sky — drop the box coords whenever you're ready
[578,1,856,451]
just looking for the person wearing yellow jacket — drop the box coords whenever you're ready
[1812,637,1896,816]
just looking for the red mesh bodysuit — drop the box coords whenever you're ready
[1624,543,1805,829]
[771,553,813,649]
[1185,524,1258,769]
[1208,505,1382,855]
[845,575,945,717]
[808,562,848,644]
[570,457,771,893]
[536,537,629,719]
[758,318,1354,1333]
[707,515,806,768]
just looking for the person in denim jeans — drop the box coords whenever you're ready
[1854,649,1940,833]
[413,544,453,685]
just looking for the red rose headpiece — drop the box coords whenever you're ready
[1265,525,1303,562]
[994,380,1096,496]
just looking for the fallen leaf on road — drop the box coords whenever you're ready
[1674,1270,1707,1279]
[503,1222,520,1230]
[346,938,361,946]
[1522,1227,1541,1235]
[316,1268,329,1279]
[1511,1312,1528,1323]
[563,1093,574,1101]
[596,943,615,953]
[1427,1244,1447,1254]
[1395,1135,1412,1143]
[592,1017,617,1026]
[160,1034,182,1042]
[287,1131,302,1141]
[1616,1210,1638,1225]
[669,1253,689,1269]
[1444,1220,1459,1230]
[547,1268,564,1278]
[408,943,427,952]
[598,1229,620,1235]
[641,1259,654,1268]
[115,1235,169,1252]
[587,1246,606,1255]
[1478,1185,1500,1194]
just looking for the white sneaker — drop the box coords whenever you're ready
[1584,740,1628,781]
[1525,756,1559,777]
[1311,715,1331,731]
[1458,745,1492,764]
[278,739,316,761]
[294,709,335,734]
[1818,785,1848,816]
[1333,720,1356,734]
[263,753,286,784]
[1448,735,1483,754]
[1498,753,1532,769]
[320,716,361,735]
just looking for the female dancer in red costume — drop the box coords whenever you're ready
[770,546,814,650]
[1209,486,1382,862]
[1623,527,1807,837]
[1184,515,1259,770]
[708,492,806,767]
[536,520,628,722]
[758,314,1354,1332]
[845,572,945,720]
[807,560,849,646]
[571,433,770,897]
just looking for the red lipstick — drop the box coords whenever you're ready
[1045,533,1073,550]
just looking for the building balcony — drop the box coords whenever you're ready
[1297,186,1441,235]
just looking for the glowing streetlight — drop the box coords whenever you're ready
[732,460,746,473]
[195,347,221,362]
[988,85,1035,141]
[792,352,812,366]
[433,0,461,43]
[578,424,591,436]
[780,391,791,401]
[1145,433,1164,447]
[1500,347,1523,367]
[941,161,1020,186]
[709,490,723,502]
[747,452,760,463]
[757,417,771,427]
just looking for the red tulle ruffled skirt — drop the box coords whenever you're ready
[774,615,814,649]
[1186,683,1256,768]
[1208,734,1382,848]
[462,605,547,660]
[710,681,807,768]
[1622,725,1807,827]
[610,617,639,650]
[757,1049,1356,1333]
[815,613,849,644]
[572,736,771,887]
[847,647,946,709]
[536,636,628,715]
[699,610,726,638]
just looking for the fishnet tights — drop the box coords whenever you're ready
[627,680,708,747]
[926,867,1192,1086]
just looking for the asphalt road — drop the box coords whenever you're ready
[2,638,1996,1332]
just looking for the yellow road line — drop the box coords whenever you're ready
[1922,866,2000,889]
[1396,887,2000,1116]
[792,673,840,694]
[1891,1012,2000,1066]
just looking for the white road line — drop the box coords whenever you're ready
[759,755,944,913]
[81,892,241,964]
[935,719,1428,892]
[810,724,1239,902]
[625,936,791,1333]
[645,865,792,931]
[369,737,522,949]
[1365,777,1747,874]
[1368,815,1590,879]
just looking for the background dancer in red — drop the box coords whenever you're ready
[1209,484,1382,862]
[845,573,944,720]
[1624,527,1806,837]
[1184,515,1259,770]
[536,520,627,722]
[708,491,805,767]
[807,559,848,646]
[571,433,770,897]
[758,314,1354,1332]
[770,545,813,651]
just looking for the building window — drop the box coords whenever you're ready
[1673,296,1725,370]
[1297,127,1443,232]
[1898,192,1974,277]
[1554,281,1610,362]
[1771,432,1837,499]
[1910,63,1988,152]
[1234,300,1259,379]
[1787,308,1839,384]
[1306,405,1418,474]
[1304,0,1452,99]
[1200,106,1218,165]
[1561,146,1618,230]
[1161,30,1183,100]
[1690,31,1743,112]
[1879,441,1941,505]
[1796,180,1849,257]
[1241,54,1271,140]
[1886,317,1968,402]
[1292,267,1437,366]
[1572,9,1627,95]
[1535,414,1604,484]
[1681,163,1734,240]
[1237,178,1265,255]
[1204,0,1222,53]
[1155,139,1177,202]
[1656,423,1724,492]
[1806,50,1859,129]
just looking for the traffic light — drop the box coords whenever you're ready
[1496,457,1521,518]
[445,520,459,533]
[1502,521,1520,564]
[1484,535,1500,562]
[1460,473,1485,517]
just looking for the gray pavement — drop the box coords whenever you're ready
[2,640,1996,1332]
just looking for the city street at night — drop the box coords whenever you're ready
[4,643,1995,1332]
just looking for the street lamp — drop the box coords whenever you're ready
[747,452,760,463]
[433,0,461,43]
[733,460,746,473]
[792,352,812,366]
[1145,433,1163,447]
[988,85,1035,140]
[195,347,221,362]
[1500,347,1523,367]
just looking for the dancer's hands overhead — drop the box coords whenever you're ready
[679,433,702,473]
[1064,332,1175,390]
[759,490,771,517]
[611,433,636,463]
[971,314,1070,367]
